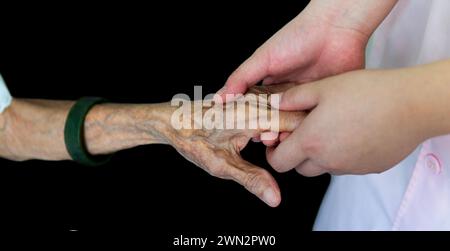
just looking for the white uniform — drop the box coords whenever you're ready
[314,0,450,230]
[0,74,12,113]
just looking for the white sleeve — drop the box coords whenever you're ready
[0,73,12,114]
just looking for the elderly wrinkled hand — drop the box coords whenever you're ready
[162,85,304,207]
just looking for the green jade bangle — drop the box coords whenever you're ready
[64,97,112,166]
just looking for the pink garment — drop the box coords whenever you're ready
[314,0,450,230]
[369,0,450,230]
[393,137,450,230]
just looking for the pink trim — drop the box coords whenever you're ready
[391,143,428,230]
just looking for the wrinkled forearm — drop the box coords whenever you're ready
[0,99,173,161]
[83,102,173,155]
[304,0,398,37]
[0,99,73,161]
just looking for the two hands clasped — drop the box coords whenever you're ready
[3,0,450,208]
[178,0,450,206]
[186,64,450,207]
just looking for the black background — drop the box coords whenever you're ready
[0,0,334,247]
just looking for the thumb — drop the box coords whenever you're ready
[218,49,270,100]
[226,156,281,207]
[272,83,320,111]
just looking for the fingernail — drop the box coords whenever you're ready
[214,87,227,103]
[251,137,261,142]
[213,93,223,103]
[261,131,278,141]
[263,189,278,207]
[216,86,227,95]
[262,77,273,85]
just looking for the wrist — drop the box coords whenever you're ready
[303,0,397,38]
[133,103,176,145]
[84,103,174,155]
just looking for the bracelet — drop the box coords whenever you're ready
[64,97,112,166]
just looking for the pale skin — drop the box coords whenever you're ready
[0,85,303,207]
[221,1,450,176]
[267,61,450,176]
[220,0,398,94]
[219,0,398,144]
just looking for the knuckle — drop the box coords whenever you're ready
[242,170,265,193]
[226,69,242,87]
[233,65,245,78]
[265,51,281,76]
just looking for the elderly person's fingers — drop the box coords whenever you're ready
[277,110,305,132]
[279,132,290,142]
[261,131,291,146]
[260,132,279,146]
[259,110,304,145]
[227,157,281,207]
[191,144,280,207]
[247,83,299,95]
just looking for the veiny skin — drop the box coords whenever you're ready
[159,85,305,207]
[0,84,303,207]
